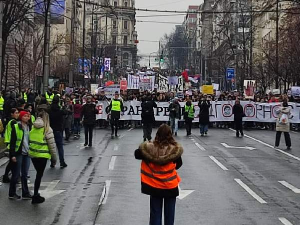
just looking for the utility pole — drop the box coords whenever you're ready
[43,0,51,93]
[69,0,76,87]
[90,4,94,83]
[275,0,279,89]
[249,0,253,80]
[82,0,86,79]
[0,0,4,90]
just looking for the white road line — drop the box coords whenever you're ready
[234,179,267,204]
[279,217,294,225]
[127,128,134,132]
[209,156,228,171]
[278,181,300,194]
[195,143,206,151]
[113,144,119,151]
[109,156,117,170]
[45,180,60,191]
[291,131,298,134]
[229,128,300,162]
[98,180,112,205]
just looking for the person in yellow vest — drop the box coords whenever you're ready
[184,100,195,136]
[45,88,55,104]
[21,89,28,103]
[29,110,57,204]
[0,91,4,119]
[2,108,20,183]
[135,124,183,225]
[8,111,32,200]
[106,92,124,138]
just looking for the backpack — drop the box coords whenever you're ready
[279,113,289,125]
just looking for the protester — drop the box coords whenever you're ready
[184,100,194,136]
[8,110,32,200]
[81,96,98,146]
[275,100,292,150]
[198,96,211,136]
[106,92,124,138]
[168,97,181,136]
[49,96,67,168]
[141,94,157,141]
[63,97,73,142]
[233,99,244,137]
[2,108,20,183]
[135,124,183,225]
[73,99,82,138]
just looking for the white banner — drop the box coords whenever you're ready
[158,75,183,92]
[96,101,300,123]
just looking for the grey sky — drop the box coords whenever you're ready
[136,0,203,66]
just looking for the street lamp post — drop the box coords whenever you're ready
[149,52,156,68]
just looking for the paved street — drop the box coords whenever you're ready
[0,127,299,225]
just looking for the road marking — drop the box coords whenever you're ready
[39,180,65,199]
[278,181,300,194]
[291,131,298,134]
[234,179,267,204]
[279,217,294,225]
[0,157,9,167]
[109,156,117,170]
[209,156,228,171]
[177,186,195,200]
[119,134,125,139]
[195,143,206,151]
[127,128,134,132]
[113,144,119,151]
[221,142,256,150]
[99,180,112,205]
[190,138,195,142]
[229,128,300,162]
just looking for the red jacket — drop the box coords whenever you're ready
[73,104,82,119]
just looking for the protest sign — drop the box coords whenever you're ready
[202,85,214,94]
[244,80,256,99]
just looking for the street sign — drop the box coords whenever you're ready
[226,68,235,81]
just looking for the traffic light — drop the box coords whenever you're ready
[160,50,164,63]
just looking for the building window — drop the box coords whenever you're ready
[124,1,128,7]
[123,36,128,45]
[114,1,118,7]
[124,20,128,30]
[112,36,117,45]
[113,20,117,29]
[123,52,129,67]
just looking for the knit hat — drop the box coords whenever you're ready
[19,111,30,120]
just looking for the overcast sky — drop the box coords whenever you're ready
[136,0,203,66]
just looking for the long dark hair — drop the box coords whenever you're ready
[153,124,177,148]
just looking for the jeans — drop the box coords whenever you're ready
[74,118,81,135]
[53,131,65,164]
[275,131,291,147]
[9,154,30,196]
[111,118,119,135]
[200,124,208,134]
[185,119,193,135]
[84,124,94,145]
[169,118,179,133]
[143,123,152,141]
[149,196,176,225]
[31,158,47,196]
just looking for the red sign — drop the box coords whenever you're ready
[120,80,127,90]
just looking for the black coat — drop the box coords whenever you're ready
[233,104,244,130]
[81,103,98,125]
[49,103,64,131]
[198,101,211,125]
[168,102,181,119]
[141,100,157,124]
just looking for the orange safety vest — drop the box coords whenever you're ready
[141,161,181,189]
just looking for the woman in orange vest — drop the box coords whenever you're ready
[135,124,183,225]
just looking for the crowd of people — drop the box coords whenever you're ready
[0,86,297,205]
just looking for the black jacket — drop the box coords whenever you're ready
[233,104,244,122]
[168,102,181,119]
[141,100,157,124]
[198,101,211,125]
[135,142,183,198]
[81,103,98,125]
[49,103,64,131]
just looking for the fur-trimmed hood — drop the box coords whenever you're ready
[139,142,183,165]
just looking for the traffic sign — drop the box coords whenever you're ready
[226,68,235,81]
